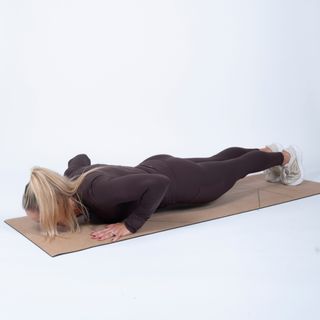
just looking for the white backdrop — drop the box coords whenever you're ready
[0,1,319,319]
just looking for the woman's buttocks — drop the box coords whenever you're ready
[135,154,174,174]
[135,155,173,176]
[141,154,173,162]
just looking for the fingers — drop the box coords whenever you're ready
[90,224,121,241]
[111,234,121,242]
[91,228,112,240]
[90,228,112,236]
[91,230,114,240]
[90,224,114,236]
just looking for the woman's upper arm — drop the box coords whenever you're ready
[90,173,171,232]
[90,173,170,207]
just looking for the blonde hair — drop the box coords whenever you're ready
[22,165,106,241]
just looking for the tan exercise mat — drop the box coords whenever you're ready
[4,173,320,257]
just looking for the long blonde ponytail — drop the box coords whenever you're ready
[22,165,106,241]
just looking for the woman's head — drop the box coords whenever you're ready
[22,165,106,241]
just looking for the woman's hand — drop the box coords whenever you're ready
[90,222,133,242]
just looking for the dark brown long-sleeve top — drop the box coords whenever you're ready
[63,153,205,233]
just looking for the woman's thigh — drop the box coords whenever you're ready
[161,156,235,205]
[190,161,239,203]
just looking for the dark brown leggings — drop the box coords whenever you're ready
[182,146,284,203]
[137,146,285,206]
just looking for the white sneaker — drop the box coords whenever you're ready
[264,142,284,183]
[280,145,304,186]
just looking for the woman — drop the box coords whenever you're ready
[22,143,303,242]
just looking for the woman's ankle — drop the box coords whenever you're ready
[282,150,290,165]
[260,146,290,165]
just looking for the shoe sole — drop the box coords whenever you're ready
[284,144,304,186]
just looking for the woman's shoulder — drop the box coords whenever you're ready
[63,154,91,177]
[67,154,91,168]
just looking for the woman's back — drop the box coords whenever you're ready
[63,154,179,231]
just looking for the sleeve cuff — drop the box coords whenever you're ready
[124,221,137,233]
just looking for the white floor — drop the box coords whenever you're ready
[1,178,320,320]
